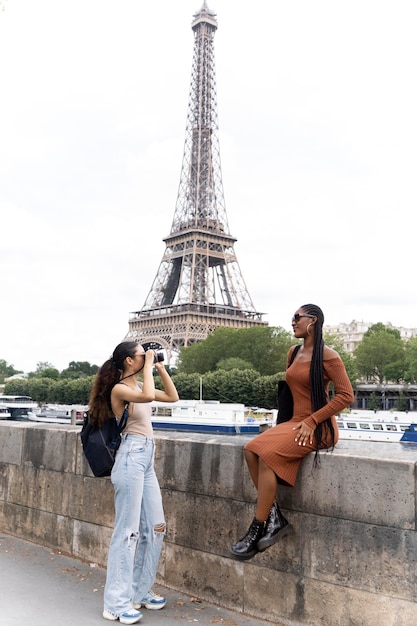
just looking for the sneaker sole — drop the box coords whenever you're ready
[119,616,142,625]
[132,601,167,611]
[103,610,142,624]
[142,602,167,610]
[257,523,294,552]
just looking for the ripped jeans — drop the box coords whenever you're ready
[103,435,165,616]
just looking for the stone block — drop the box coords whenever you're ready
[72,519,112,567]
[22,427,77,473]
[69,474,114,527]
[0,423,24,465]
[300,575,417,626]
[281,443,417,529]
[156,435,248,499]
[164,542,244,610]
[299,513,417,600]
[7,466,70,515]
[242,563,298,624]
[1,501,73,553]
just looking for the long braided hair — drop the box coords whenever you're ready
[300,304,335,461]
[88,341,138,427]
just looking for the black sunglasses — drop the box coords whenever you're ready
[292,313,315,323]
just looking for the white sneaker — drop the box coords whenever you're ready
[103,608,143,624]
[133,590,167,610]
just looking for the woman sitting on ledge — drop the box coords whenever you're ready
[231,304,354,560]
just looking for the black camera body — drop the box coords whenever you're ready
[153,352,164,364]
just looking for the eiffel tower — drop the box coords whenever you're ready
[125,1,267,362]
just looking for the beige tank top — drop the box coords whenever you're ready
[117,382,154,438]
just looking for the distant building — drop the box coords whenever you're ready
[324,320,417,354]
[4,373,27,382]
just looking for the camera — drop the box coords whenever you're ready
[143,342,164,364]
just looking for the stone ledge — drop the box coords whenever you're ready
[0,421,416,626]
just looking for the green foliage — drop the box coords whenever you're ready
[201,369,261,405]
[396,393,409,411]
[4,376,94,404]
[3,378,30,396]
[364,323,401,340]
[404,337,417,383]
[61,361,99,379]
[354,324,405,383]
[177,326,294,375]
[0,359,22,384]
[28,361,56,378]
[216,357,253,371]
[169,369,279,409]
[169,373,201,400]
[252,374,281,409]
[39,368,60,380]
[367,392,380,412]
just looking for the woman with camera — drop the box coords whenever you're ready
[230,304,354,560]
[89,341,179,624]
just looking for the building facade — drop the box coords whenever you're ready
[324,320,417,354]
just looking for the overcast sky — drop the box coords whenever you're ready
[1,0,416,374]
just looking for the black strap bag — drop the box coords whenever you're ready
[276,345,301,424]
[80,403,129,477]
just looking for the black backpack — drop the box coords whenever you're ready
[80,403,128,477]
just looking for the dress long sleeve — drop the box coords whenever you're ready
[303,357,354,429]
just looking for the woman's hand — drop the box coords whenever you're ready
[293,422,314,446]
[154,360,165,375]
[144,350,156,367]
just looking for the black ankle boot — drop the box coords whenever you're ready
[230,517,265,560]
[257,503,293,552]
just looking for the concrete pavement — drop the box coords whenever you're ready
[0,533,282,626]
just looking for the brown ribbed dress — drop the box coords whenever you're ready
[244,355,354,487]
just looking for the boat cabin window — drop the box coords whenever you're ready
[347,422,358,429]
[359,423,371,429]
[372,424,383,430]
[386,424,398,431]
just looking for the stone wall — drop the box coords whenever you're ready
[0,420,416,626]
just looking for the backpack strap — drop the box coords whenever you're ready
[288,344,301,367]
[117,401,129,432]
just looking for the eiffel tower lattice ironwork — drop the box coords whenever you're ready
[125,2,267,361]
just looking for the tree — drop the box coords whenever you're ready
[0,359,22,383]
[167,373,201,400]
[3,378,29,396]
[367,392,380,412]
[201,369,260,405]
[177,326,294,376]
[60,361,99,379]
[216,357,253,371]
[404,337,417,383]
[354,324,405,383]
[28,362,57,378]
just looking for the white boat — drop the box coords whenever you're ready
[151,400,271,435]
[28,405,87,425]
[0,406,11,420]
[337,410,417,443]
[0,395,39,419]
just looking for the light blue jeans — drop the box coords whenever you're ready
[103,434,165,616]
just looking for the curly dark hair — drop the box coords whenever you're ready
[88,341,138,426]
[299,303,335,461]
